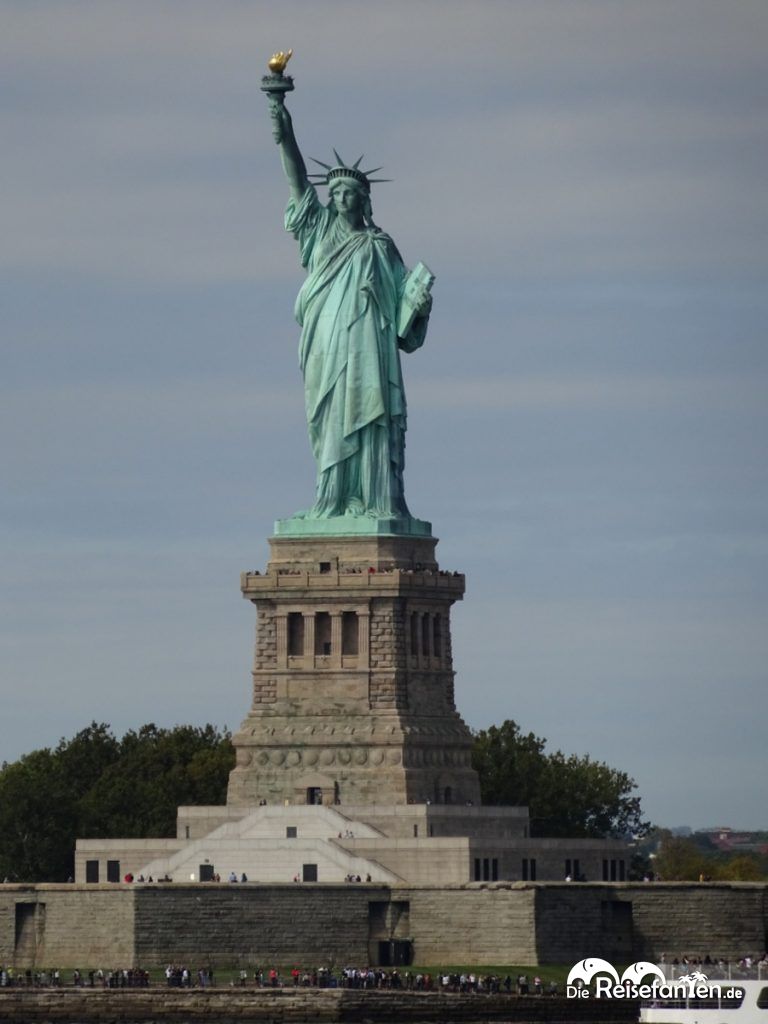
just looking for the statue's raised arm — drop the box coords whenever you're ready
[261,50,307,199]
[261,53,434,535]
[269,100,308,200]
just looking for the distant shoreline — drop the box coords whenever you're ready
[0,987,639,1023]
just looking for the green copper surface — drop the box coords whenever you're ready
[273,515,432,538]
[266,65,434,538]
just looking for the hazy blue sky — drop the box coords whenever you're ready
[2,1,766,830]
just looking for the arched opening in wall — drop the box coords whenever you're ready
[444,786,453,804]
[306,787,323,805]
[333,781,340,805]
[315,612,331,656]
[421,613,430,657]
[410,612,418,656]
[342,611,358,655]
[288,613,304,656]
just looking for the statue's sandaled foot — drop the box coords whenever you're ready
[364,507,409,519]
[343,499,365,516]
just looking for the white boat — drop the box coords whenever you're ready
[640,978,768,1024]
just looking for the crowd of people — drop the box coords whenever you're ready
[0,967,150,987]
[660,951,768,977]
[0,963,561,994]
[164,965,216,987]
[4,954,767,993]
[335,968,557,995]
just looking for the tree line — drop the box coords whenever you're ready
[0,723,234,882]
[643,829,768,882]
[5,717,758,884]
[470,719,647,839]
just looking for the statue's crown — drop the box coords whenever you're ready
[327,165,371,190]
[309,150,390,193]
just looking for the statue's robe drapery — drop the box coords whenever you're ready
[285,186,427,518]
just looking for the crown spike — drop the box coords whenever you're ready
[312,151,390,191]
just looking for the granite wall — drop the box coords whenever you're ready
[534,881,768,961]
[133,884,384,966]
[0,885,134,967]
[403,884,538,964]
[1,881,766,970]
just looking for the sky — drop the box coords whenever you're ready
[2,0,766,831]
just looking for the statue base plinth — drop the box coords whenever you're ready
[231,529,478,809]
[273,516,432,538]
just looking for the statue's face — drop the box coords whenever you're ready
[330,179,366,218]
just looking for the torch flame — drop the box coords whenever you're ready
[268,50,293,74]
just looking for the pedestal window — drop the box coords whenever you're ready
[421,613,430,657]
[314,612,332,656]
[342,611,358,655]
[432,615,442,659]
[288,613,304,657]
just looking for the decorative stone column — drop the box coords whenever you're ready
[330,611,343,670]
[303,612,315,668]
[358,611,370,670]
[276,613,288,669]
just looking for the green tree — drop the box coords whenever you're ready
[472,719,648,839]
[717,854,765,881]
[0,748,75,882]
[649,832,768,881]
[56,722,121,788]
[80,724,234,838]
[0,722,234,882]
[471,720,547,806]
[652,832,709,880]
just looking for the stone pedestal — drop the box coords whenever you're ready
[227,534,481,808]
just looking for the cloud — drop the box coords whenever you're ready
[3,1,766,283]
[412,372,765,413]
[2,0,767,831]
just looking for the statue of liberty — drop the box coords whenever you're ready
[263,54,433,532]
